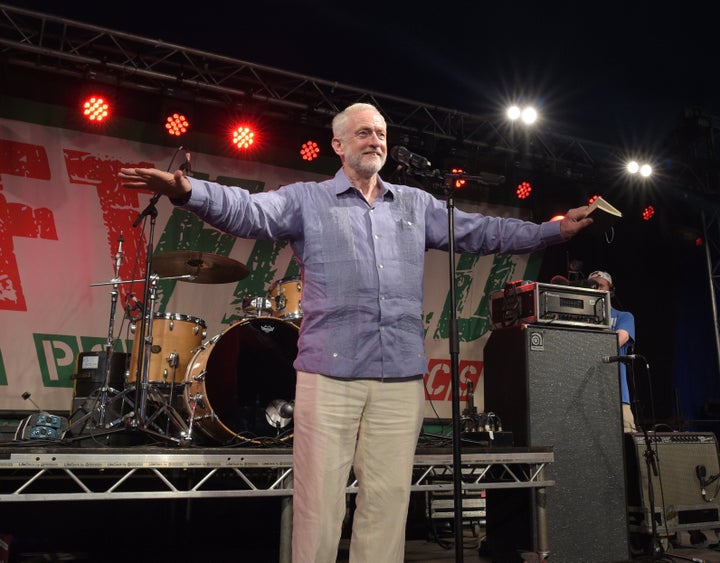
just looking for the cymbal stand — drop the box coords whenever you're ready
[64,235,135,440]
[97,233,125,426]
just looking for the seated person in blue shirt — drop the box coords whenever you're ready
[588,270,637,433]
[119,102,593,563]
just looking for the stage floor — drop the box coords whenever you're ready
[0,426,555,562]
[4,422,720,562]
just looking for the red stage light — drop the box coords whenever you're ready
[300,140,320,161]
[231,125,256,150]
[451,168,466,189]
[81,95,110,123]
[642,205,655,221]
[165,113,189,137]
[516,181,532,199]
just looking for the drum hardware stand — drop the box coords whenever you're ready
[184,388,206,442]
[130,273,193,445]
[63,388,136,442]
[163,352,182,436]
[64,234,136,440]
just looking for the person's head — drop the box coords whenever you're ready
[588,270,614,294]
[331,103,387,177]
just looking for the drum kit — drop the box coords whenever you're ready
[65,241,303,447]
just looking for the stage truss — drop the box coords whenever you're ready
[0,447,553,502]
[0,2,614,174]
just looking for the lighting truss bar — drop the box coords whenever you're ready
[0,3,614,173]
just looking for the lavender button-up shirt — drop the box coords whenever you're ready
[182,168,565,380]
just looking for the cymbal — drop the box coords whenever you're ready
[152,251,249,284]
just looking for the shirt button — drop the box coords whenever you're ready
[332,352,338,357]
[374,234,379,239]
[380,327,385,332]
[378,264,384,269]
[380,295,385,300]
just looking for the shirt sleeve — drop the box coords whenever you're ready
[615,310,636,346]
[179,176,301,240]
[424,196,565,255]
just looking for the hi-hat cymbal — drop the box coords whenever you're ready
[152,251,249,284]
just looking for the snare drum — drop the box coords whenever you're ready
[128,312,207,385]
[183,317,298,444]
[269,276,302,323]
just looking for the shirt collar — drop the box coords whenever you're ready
[330,168,396,200]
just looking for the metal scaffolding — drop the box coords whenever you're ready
[0,3,616,174]
[0,447,553,502]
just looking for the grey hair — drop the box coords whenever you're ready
[331,103,381,138]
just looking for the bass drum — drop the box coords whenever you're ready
[184,317,298,444]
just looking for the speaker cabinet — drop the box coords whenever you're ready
[72,351,128,397]
[483,325,629,562]
[625,432,720,534]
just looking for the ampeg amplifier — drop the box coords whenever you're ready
[490,280,611,330]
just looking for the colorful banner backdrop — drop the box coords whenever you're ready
[0,118,540,420]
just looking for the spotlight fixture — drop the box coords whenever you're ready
[516,180,532,199]
[507,105,538,125]
[300,140,320,161]
[165,113,190,137]
[231,125,256,150]
[81,95,110,123]
[626,160,653,178]
[451,168,466,189]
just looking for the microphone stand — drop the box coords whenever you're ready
[128,165,195,444]
[129,193,190,443]
[406,167,468,562]
[444,175,465,563]
[627,357,696,563]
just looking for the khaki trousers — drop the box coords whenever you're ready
[622,402,637,433]
[291,372,425,563]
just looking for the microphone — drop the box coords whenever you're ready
[279,400,294,418]
[390,146,432,170]
[179,151,192,177]
[602,354,639,363]
[697,464,707,485]
[125,293,144,320]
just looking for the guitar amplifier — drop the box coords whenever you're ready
[489,280,611,330]
[625,432,720,534]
